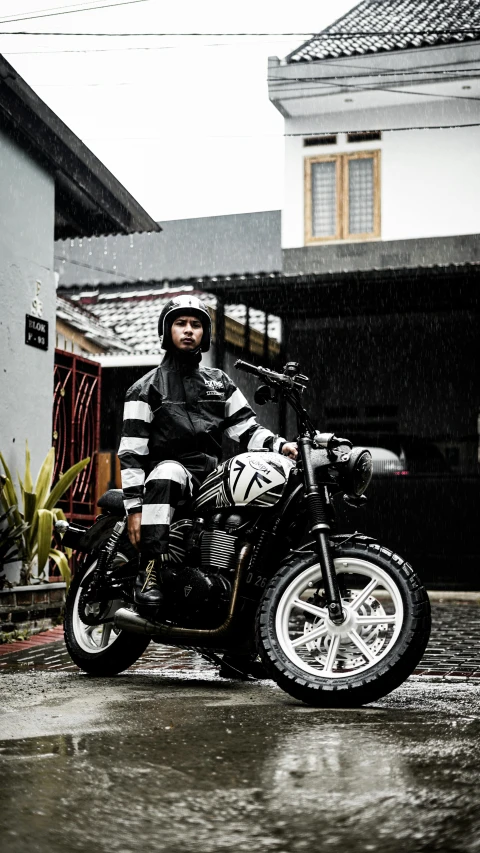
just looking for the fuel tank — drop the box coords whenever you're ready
[195,451,294,512]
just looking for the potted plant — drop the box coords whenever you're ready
[0,444,90,586]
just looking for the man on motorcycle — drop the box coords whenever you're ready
[118,294,297,609]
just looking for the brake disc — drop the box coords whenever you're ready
[301,594,389,670]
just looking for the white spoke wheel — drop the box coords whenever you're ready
[64,551,150,675]
[256,542,430,707]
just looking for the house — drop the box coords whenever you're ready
[0,52,159,523]
[55,211,284,466]
[54,0,480,586]
[202,0,480,588]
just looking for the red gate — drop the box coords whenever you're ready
[53,350,101,522]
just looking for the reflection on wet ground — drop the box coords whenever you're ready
[1,602,480,852]
[0,676,479,853]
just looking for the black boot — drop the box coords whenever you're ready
[134,558,164,609]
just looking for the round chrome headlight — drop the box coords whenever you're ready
[344,448,373,496]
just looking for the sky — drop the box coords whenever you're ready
[0,0,358,221]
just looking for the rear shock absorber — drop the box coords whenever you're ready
[90,520,127,581]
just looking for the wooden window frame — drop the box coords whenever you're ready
[304,150,381,245]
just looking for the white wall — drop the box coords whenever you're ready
[0,128,56,484]
[282,100,480,249]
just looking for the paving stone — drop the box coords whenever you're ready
[0,602,479,680]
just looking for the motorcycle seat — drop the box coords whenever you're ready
[97,489,125,515]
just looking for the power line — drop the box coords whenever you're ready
[270,77,480,105]
[74,123,480,140]
[1,29,480,37]
[0,1,117,22]
[0,0,154,25]
[269,68,480,82]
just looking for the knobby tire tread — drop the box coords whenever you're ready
[64,557,150,676]
[256,541,431,707]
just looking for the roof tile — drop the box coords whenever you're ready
[287,0,480,62]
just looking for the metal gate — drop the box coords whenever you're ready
[53,350,101,522]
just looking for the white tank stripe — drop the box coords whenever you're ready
[123,400,153,423]
[225,415,257,441]
[118,437,149,456]
[141,504,174,526]
[225,387,249,419]
[121,467,146,489]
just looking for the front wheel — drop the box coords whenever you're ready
[64,552,150,676]
[256,542,431,707]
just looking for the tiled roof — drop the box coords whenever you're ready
[56,296,134,353]
[287,0,480,62]
[66,286,281,356]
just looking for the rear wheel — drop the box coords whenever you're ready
[64,553,150,675]
[256,541,430,706]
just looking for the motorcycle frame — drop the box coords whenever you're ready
[75,360,351,646]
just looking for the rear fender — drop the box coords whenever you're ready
[72,514,122,554]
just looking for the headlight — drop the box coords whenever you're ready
[342,448,373,496]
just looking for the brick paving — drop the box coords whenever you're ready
[0,602,479,680]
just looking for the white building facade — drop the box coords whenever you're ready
[269,39,480,257]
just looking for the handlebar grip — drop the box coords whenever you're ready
[234,359,261,377]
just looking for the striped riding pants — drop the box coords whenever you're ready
[140,461,193,558]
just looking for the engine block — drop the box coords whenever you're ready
[201,529,237,573]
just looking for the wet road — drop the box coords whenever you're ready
[1,641,480,853]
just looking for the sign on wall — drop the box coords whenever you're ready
[25,314,48,350]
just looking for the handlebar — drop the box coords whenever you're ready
[235,359,315,436]
[235,359,265,378]
[235,359,307,389]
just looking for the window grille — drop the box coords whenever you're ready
[305,150,380,243]
[349,157,374,235]
[312,160,337,237]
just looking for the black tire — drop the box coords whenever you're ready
[256,541,431,707]
[64,552,150,676]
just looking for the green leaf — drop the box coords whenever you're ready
[24,441,33,494]
[34,448,55,510]
[0,451,15,491]
[44,457,90,511]
[36,509,54,575]
[23,491,37,526]
[49,548,71,587]
[0,473,22,529]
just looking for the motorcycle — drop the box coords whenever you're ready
[58,360,431,707]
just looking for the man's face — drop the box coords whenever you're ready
[170,314,204,351]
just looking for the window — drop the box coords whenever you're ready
[305,150,380,243]
[303,134,337,147]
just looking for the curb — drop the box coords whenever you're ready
[427,591,480,603]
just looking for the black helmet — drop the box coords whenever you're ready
[158,294,212,352]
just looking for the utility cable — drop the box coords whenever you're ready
[269,77,480,104]
[1,29,480,37]
[0,0,154,25]
[73,123,480,141]
[26,68,480,87]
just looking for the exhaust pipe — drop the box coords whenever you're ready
[114,607,160,635]
[113,542,252,646]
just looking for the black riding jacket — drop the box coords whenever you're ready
[118,351,285,514]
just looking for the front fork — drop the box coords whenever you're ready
[298,436,345,625]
